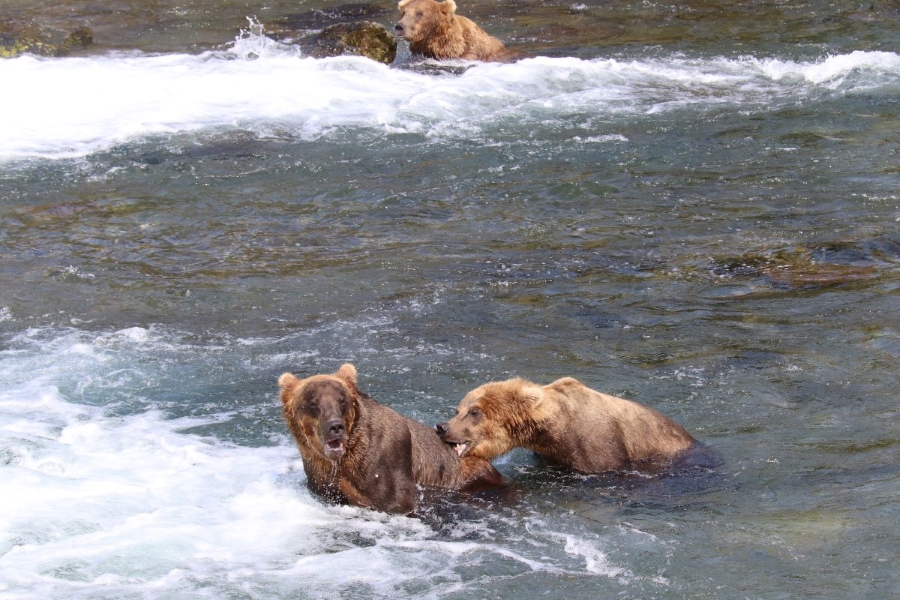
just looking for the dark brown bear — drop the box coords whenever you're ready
[279,363,504,515]
[436,376,697,474]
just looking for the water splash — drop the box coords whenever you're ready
[564,535,632,578]
[228,16,303,61]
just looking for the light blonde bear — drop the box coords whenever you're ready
[395,0,516,62]
[436,376,697,474]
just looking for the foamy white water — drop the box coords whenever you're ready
[1,29,898,161]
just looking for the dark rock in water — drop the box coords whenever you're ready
[269,3,391,34]
[0,18,93,58]
[303,22,397,64]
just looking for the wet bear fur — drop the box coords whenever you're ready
[437,376,697,474]
[279,363,505,515]
[395,0,515,62]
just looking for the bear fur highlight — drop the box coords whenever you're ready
[436,376,697,474]
[395,0,515,62]
[279,363,504,514]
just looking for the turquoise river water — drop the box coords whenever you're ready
[1,1,898,598]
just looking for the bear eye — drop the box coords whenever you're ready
[468,407,481,418]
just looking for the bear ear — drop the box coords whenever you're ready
[278,372,301,405]
[334,363,358,388]
[441,0,458,15]
[398,0,412,10]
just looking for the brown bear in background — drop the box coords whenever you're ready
[436,376,697,474]
[279,363,505,515]
[394,0,516,62]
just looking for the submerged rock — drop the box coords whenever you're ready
[710,246,881,290]
[0,18,92,58]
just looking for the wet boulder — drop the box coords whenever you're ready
[304,22,397,63]
[0,18,92,58]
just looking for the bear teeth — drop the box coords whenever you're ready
[454,443,467,457]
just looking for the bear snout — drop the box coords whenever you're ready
[324,418,345,440]
[435,422,449,437]
[319,418,347,461]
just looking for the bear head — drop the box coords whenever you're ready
[395,0,458,45]
[436,378,546,461]
[279,363,360,463]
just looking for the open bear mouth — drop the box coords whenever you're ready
[326,439,343,451]
[450,442,468,457]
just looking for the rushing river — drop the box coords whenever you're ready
[1,1,898,598]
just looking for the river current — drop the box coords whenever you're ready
[1,1,898,598]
